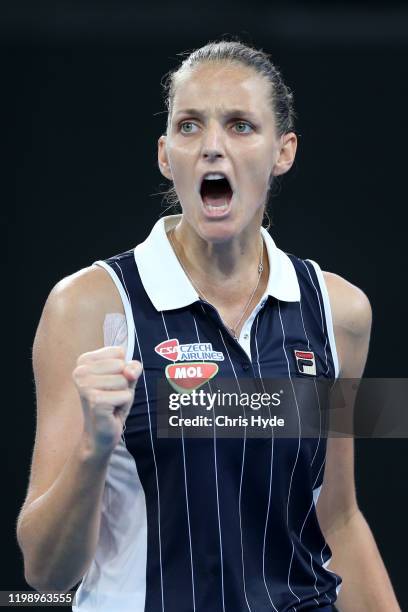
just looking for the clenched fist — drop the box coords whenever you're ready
[72,346,143,456]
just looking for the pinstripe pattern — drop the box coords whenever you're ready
[116,261,165,612]
[75,217,342,612]
[161,311,196,612]
[300,261,341,601]
[218,329,252,612]
[254,314,279,612]
[298,291,326,607]
[278,301,302,608]
[301,261,329,376]
[195,309,226,612]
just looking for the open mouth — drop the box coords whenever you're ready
[200,177,234,215]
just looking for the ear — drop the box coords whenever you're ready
[158,134,173,180]
[272,132,298,177]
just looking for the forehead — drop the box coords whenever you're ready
[172,62,272,117]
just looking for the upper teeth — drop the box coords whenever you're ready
[204,173,225,180]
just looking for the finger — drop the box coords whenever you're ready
[89,388,134,407]
[77,346,125,365]
[79,359,127,375]
[123,361,143,386]
[80,374,129,391]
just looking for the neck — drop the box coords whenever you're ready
[168,215,269,308]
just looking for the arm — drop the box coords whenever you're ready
[16,267,140,592]
[316,272,401,612]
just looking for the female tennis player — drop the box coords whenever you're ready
[17,40,400,611]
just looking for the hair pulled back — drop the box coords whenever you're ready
[159,38,297,224]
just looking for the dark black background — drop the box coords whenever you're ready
[6,1,408,609]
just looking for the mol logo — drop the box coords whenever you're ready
[155,338,224,363]
[294,350,316,376]
[165,362,219,393]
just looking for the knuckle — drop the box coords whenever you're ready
[72,365,88,386]
[88,389,101,405]
[76,351,90,365]
[108,346,124,359]
[121,389,131,402]
[115,359,126,371]
[77,377,89,390]
[75,364,88,377]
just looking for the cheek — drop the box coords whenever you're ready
[171,167,192,191]
[167,143,197,181]
[168,136,199,159]
[244,160,272,193]
[240,143,274,184]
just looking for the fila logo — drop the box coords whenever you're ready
[294,350,316,376]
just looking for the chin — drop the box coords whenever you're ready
[197,212,263,244]
[196,217,245,244]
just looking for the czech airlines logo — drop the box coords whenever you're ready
[155,339,224,363]
[165,362,219,394]
[294,350,316,376]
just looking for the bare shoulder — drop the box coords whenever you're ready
[322,271,372,338]
[46,264,124,319]
[321,271,372,377]
[33,263,125,392]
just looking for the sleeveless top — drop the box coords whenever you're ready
[72,214,341,612]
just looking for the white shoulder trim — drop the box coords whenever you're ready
[93,260,135,363]
[306,259,340,379]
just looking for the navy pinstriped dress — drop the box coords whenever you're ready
[73,214,341,612]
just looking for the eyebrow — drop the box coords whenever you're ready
[174,108,259,121]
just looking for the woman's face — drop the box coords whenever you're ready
[158,62,297,243]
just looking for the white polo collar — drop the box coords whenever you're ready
[134,214,300,311]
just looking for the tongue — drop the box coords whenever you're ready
[202,194,230,207]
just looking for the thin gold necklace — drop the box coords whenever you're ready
[168,227,264,341]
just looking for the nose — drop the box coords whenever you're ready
[201,120,225,161]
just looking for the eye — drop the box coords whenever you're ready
[233,121,253,134]
[179,121,198,134]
